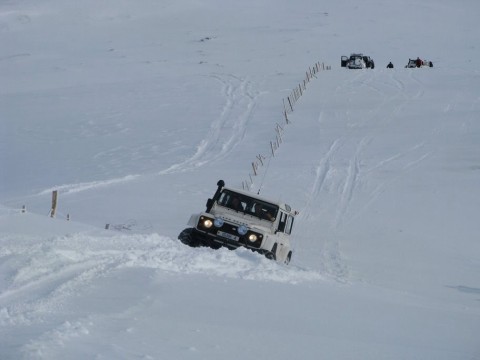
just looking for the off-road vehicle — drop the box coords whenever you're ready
[178,180,297,264]
[405,58,433,68]
[341,53,375,69]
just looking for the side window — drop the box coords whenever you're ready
[277,212,287,232]
[285,215,294,235]
[218,192,228,206]
[277,212,294,234]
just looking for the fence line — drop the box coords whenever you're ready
[16,62,332,222]
[243,61,331,191]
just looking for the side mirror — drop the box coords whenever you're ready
[206,198,213,212]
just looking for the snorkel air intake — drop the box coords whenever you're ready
[205,180,225,213]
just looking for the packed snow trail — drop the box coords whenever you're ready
[159,74,259,174]
[266,68,450,279]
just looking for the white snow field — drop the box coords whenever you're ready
[1,0,480,359]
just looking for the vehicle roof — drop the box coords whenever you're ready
[222,186,295,214]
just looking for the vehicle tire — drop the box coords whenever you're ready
[285,251,292,265]
[178,228,200,247]
[265,243,277,261]
[265,251,276,260]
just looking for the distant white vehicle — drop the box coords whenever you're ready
[405,58,433,68]
[178,180,297,264]
[341,53,375,69]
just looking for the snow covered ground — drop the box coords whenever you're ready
[1,0,480,359]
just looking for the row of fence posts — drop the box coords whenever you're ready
[19,190,70,221]
[19,190,112,229]
[17,191,135,231]
[17,62,331,221]
[242,61,331,190]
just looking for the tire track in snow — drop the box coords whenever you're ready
[295,131,351,282]
[318,137,369,282]
[297,68,434,280]
[334,136,370,228]
[0,232,323,326]
[348,142,431,225]
[159,74,259,174]
[407,70,426,99]
[302,138,341,221]
[0,242,128,324]
[355,71,413,125]
[365,142,427,175]
[36,174,140,196]
[30,75,259,196]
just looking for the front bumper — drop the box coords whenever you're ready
[191,227,263,252]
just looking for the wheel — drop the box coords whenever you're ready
[265,251,276,260]
[264,243,277,261]
[285,251,292,265]
[178,228,200,247]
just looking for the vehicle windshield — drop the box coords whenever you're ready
[217,190,279,222]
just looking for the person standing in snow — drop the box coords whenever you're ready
[387,62,394,68]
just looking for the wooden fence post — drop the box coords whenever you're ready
[256,154,264,166]
[50,190,58,218]
[287,97,293,112]
[270,141,275,157]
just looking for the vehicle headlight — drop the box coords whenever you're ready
[237,225,248,236]
[203,218,213,229]
[213,217,224,228]
[246,231,263,243]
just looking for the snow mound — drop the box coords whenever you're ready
[1,210,323,319]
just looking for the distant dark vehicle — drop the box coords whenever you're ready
[405,58,433,68]
[341,53,375,69]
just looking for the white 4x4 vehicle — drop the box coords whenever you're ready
[178,180,297,264]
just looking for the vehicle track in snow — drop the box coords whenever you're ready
[159,74,259,174]
[303,138,341,220]
[295,134,351,281]
[295,69,436,280]
[0,231,323,326]
[329,70,432,226]
[28,74,259,198]
[334,136,370,229]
